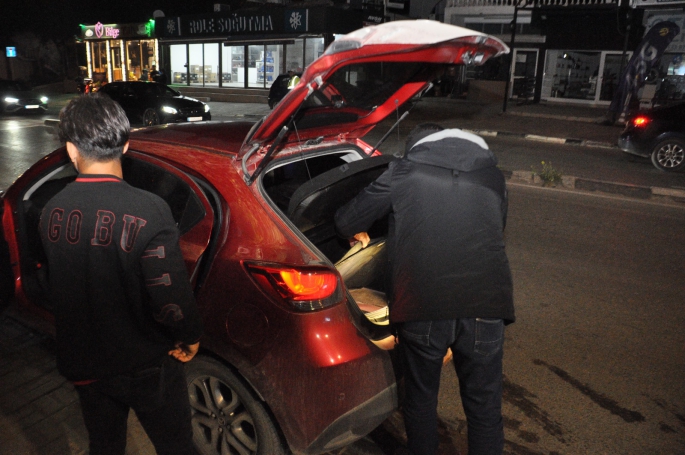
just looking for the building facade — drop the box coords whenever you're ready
[80,21,158,84]
[444,0,658,105]
[154,5,364,90]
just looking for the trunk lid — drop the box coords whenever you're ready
[240,20,508,166]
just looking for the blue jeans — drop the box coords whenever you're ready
[398,318,505,455]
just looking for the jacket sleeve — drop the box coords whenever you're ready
[139,203,203,346]
[334,163,394,238]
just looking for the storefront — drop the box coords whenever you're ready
[533,6,644,105]
[155,6,363,89]
[80,21,158,84]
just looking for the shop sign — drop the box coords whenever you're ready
[6,47,17,58]
[82,22,153,40]
[188,15,275,34]
[285,9,308,32]
[162,13,283,38]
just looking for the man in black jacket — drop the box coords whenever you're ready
[40,94,202,455]
[335,124,514,455]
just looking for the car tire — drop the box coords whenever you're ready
[185,356,285,455]
[651,138,685,172]
[143,108,160,126]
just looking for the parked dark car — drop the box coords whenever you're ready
[618,102,685,172]
[98,81,210,126]
[0,21,508,455]
[268,73,299,109]
[0,80,48,114]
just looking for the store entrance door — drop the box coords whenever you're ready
[510,49,538,100]
[597,52,628,103]
[110,41,123,82]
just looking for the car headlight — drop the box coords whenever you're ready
[4,97,19,103]
[162,106,178,114]
[204,104,210,113]
[40,96,49,104]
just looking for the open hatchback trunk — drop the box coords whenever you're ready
[254,20,509,340]
[240,20,509,182]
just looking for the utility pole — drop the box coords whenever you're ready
[502,0,522,113]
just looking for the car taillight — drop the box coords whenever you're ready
[631,115,650,127]
[246,263,343,311]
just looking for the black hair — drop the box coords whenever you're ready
[58,93,130,162]
[405,123,444,153]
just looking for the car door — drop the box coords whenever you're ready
[0,149,215,313]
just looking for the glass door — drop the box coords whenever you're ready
[247,45,263,88]
[110,40,123,82]
[509,49,538,99]
[597,52,629,103]
[221,45,241,87]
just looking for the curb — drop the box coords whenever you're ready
[505,169,685,203]
[505,109,606,124]
[465,128,617,149]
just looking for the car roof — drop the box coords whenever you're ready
[130,121,255,156]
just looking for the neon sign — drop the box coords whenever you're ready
[81,22,152,40]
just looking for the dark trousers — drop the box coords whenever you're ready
[75,357,196,455]
[398,318,505,455]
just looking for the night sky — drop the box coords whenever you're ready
[1,0,223,41]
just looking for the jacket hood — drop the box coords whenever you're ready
[405,129,497,172]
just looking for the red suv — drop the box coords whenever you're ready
[0,20,507,455]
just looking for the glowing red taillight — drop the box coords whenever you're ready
[632,116,650,127]
[246,263,343,311]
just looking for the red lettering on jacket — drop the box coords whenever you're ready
[91,210,115,246]
[66,210,82,244]
[47,208,64,242]
[121,215,147,252]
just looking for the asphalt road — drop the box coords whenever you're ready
[1,109,684,455]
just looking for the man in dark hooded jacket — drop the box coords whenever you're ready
[335,124,514,455]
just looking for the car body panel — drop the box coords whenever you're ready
[132,121,254,156]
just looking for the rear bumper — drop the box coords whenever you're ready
[618,135,650,158]
[301,382,397,455]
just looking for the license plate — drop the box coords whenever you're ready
[25,105,39,109]
[187,116,203,122]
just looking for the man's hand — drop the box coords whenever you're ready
[352,232,370,248]
[169,342,200,363]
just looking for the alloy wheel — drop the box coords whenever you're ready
[143,109,160,126]
[652,140,685,171]
[189,375,258,455]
